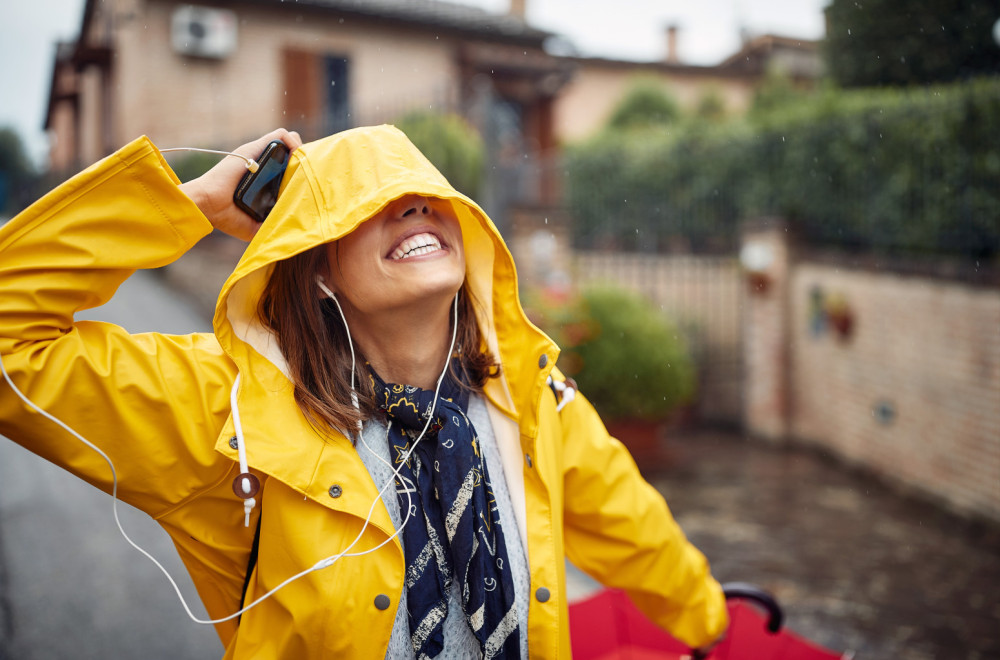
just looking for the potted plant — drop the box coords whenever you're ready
[526,285,696,463]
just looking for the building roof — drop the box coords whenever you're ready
[247,0,552,45]
[717,33,823,79]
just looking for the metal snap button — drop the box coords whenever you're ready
[535,587,551,603]
[228,435,239,450]
[525,454,533,468]
[374,594,391,610]
[328,484,343,498]
[538,354,548,368]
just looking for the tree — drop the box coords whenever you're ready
[0,127,36,215]
[694,87,728,123]
[394,111,484,198]
[748,68,807,119]
[825,0,1000,87]
[605,79,681,131]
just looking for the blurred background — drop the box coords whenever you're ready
[0,0,998,658]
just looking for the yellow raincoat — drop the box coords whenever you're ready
[0,126,727,658]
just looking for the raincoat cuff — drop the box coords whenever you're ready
[139,136,215,242]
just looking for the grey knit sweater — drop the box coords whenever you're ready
[356,394,530,660]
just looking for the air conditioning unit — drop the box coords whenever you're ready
[171,5,237,59]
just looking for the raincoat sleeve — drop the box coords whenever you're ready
[0,136,237,515]
[557,383,729,648]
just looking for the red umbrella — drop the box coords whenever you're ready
[569,584,852,660]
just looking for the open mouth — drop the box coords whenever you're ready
[389,232,444,260]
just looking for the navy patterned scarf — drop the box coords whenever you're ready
[369,367,520,659]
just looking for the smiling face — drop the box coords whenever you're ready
[323,194,466,321]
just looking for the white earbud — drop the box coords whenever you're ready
[315,274,336,300]
[316,275,362,432]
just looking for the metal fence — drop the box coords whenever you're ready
[570,251,745,426]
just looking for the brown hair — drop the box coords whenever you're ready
[258,244,500,437]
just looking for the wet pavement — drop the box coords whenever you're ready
[624,430,1000,660]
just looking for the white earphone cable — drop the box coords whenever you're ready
[0,292,460,626]
[159,147,259,173]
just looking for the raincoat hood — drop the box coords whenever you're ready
[216,125,555,426]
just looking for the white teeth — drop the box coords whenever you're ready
[391,233,442,260]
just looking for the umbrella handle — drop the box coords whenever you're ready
[721,582,785,633]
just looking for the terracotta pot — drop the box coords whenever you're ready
[604,419,669,468]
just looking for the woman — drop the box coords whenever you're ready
[0,126,727,658]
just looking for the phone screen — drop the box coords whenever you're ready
[234,141,290,222]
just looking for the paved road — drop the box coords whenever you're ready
[0,270,223,659]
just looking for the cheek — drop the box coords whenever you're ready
[328,232,376,287]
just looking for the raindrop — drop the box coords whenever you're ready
[847,28,851,35]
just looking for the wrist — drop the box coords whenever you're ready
[179,180,209,216]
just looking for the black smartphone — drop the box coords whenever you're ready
[233,140,290,223]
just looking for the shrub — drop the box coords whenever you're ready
[394,111,484,198]
[606,79,682,131]
[566,77,1000,260]
[167,151,221,183]
[527,285,696,422]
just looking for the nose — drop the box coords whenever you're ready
[400,197,431,219]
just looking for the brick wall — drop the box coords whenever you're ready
[788,263,1000,521]
[743,223,1000,522]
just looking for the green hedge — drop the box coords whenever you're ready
[566,78,1000,259]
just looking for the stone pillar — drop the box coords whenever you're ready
[507,206,572,293]
[741,218,792,442]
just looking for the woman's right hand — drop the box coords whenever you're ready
[178,128,302,242]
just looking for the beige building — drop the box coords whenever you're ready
[554,31,823,142]
[44,0,573,174]
[44,0,820,197]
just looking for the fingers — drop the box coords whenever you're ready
[235,128,303,162]
[179,129,301,243]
